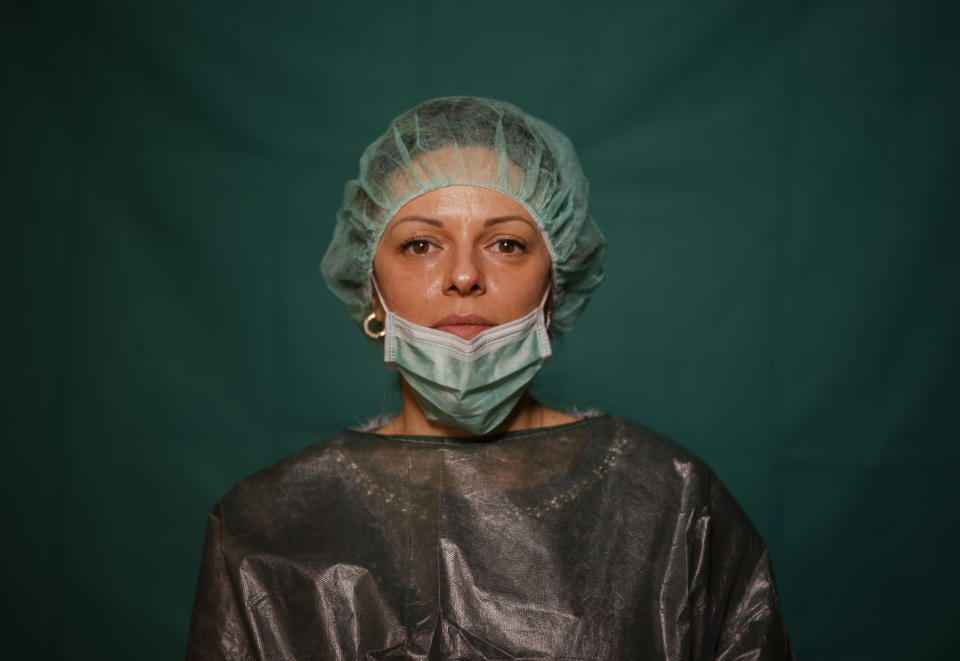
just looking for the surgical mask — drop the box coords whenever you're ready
[371,280,552,435]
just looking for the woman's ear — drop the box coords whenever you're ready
[369,271,385,323]
[370,292,384,323]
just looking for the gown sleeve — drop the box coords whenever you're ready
[707,472,796,661]
[185,502,257,661]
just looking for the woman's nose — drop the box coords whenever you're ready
[446,246,484,295]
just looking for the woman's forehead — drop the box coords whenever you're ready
[389,185,535,226]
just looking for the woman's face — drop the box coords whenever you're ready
[372,185,552,340]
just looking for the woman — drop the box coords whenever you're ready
[186,97,794,660]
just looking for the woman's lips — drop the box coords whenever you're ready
[432,314,495,340]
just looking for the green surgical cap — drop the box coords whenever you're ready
[320,96,606,335]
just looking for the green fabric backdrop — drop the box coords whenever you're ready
[4,1,958,658]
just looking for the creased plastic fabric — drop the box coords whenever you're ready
[186,415,794,660]
[320,96,606,336]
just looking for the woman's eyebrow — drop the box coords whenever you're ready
[483,216,536,230]
[391,216,444,228]
[390,215,535,231]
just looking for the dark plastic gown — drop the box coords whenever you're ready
[186,414,794,660]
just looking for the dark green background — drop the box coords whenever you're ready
[4,1,958,658]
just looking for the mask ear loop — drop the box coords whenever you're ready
[542,276,555,330]
[539,286,552,329]
[363,271,388,339]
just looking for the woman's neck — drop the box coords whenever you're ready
[374,379,575,436]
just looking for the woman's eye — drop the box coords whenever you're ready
[403,239,432,255]
[496,239,524,254]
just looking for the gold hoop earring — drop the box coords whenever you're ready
[364,312,385,339]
